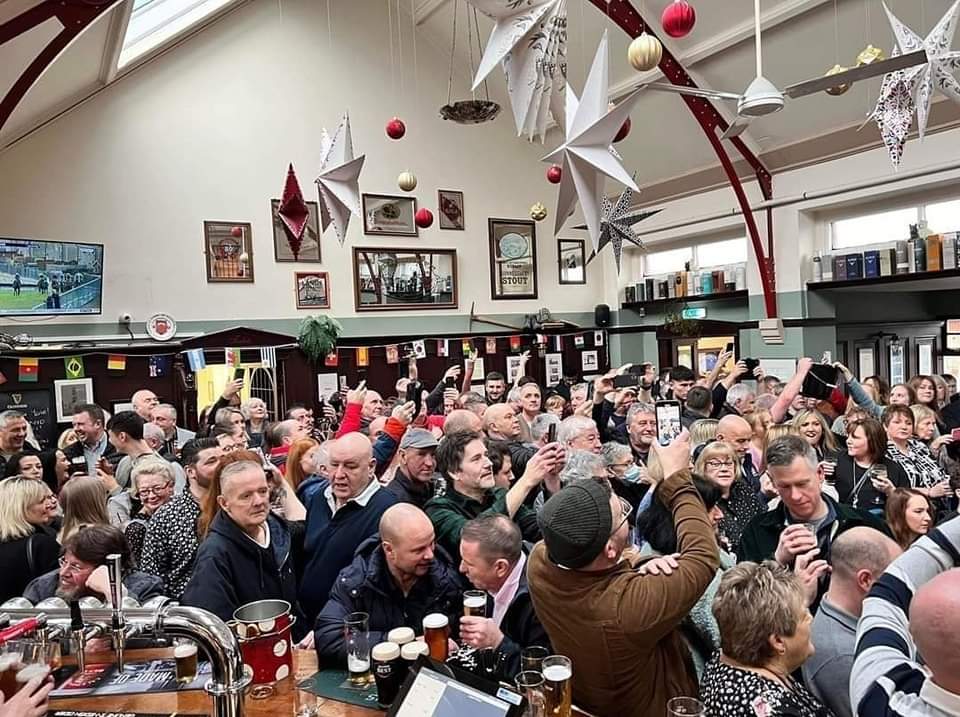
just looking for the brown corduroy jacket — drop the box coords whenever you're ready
[527,469,720,717]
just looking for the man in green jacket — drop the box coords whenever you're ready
[739,434,889,606]
[425,430,560,563]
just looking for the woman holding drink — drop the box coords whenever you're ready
[832,418,908,511]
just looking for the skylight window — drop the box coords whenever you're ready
[118,0,237,69]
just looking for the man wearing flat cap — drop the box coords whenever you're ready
[385,428,443,508]
[527,432,719,717]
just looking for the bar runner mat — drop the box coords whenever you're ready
[50,712,208,717]
[50,659,212,697]
[298,669,380,709]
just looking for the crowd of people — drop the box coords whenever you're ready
[2,352,960,716]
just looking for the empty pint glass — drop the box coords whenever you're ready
[463,591,487,618]
[541,655,572,717]
[515,670,546,717]
[422,613,450,661]
[344,612,371,685]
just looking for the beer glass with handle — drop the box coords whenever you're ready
[541,655,572,717]
[344,612,372,685]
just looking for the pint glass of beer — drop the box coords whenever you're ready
[0,644,24,701]
[344,612,371,685]
[463,591,487,618]
[422,613,450,661]
[541,655,572,717]
[174,639,199,685]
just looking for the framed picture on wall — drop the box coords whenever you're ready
[203,221,254,283]
[112,401,134,415]
[362,194,418,237]
[437,190,465,230]
[489,218,537,300]
[917,337,936,376]
[271,199,321,262]
[295,271,331,309]
[857,345,876,381]
[558,239,586,285]
[54,378,94,423]
[353,248,457,311]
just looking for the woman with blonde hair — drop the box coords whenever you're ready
[744,410,771,469]
[792,409,839,461]
[240,397,269,448]
[695,441,764,555]
[58,475,110,543]
[689,418,719,450]
[125,459,176,565]
[543,394,567,418]
[0,477,61,601]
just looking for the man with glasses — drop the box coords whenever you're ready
[527,432,719,717]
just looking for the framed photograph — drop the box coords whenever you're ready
[295,271,331,310]
[581,350,599,372]
[857,345,876,381]
[112,401,134,415]
[437,190,465,230]
[353,248,457,311]
[506,355,524,384]
[54,378,94,423]
[558,239,586,285]
[203,221,254,283]
[362,194,418,237]
[271,199,321,262]
[488,218,538,300]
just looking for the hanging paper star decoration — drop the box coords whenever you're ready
[542,30,643,252]
[574,183,662,274]
[883,0,960,140]
[865,49,916,168]
[315,113,366,246]
[277,163,310,260]
[467,0,568,142]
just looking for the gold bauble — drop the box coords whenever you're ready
[856,44,885,66]
[628,33,663,72]
[824,64,850,96]
[397,171,418,192]
[530,202,548,222]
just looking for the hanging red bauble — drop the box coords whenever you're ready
[661,0,696,38]
[230,226,243,238]
[386,117,406,140]
[614,116,632,143]
[546,164,562,184]
[415,208,434,228]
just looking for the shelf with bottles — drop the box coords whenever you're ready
[622,262,748,308]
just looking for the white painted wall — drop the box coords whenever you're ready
[0,0,612,328]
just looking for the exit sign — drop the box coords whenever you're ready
[681,307,707,320]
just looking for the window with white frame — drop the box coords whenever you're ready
[643,237,748,275]
[119,0,238,68]
[830,197,960,250]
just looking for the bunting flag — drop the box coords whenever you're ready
[462,338,473,354]
[535,334,547,347]
[574,334,585,348]
[149,355,171,378]
[412,340,427,359]
[18,357,39,383]
[225,348,242,367]
[64,356,85,379]
[386,345,399,364]
[356,347,369,367]
[0,371,7,386]
[594,331,604,347]
[485,337,497,354]
[553,335,563,352]
[509,336,521,351]
[324,352,339,367]
[260,347,276,368]
[437,340,449,358]
[185,349,206,372]
[107,355,127,372]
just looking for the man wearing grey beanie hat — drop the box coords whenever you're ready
[527,431,720,717]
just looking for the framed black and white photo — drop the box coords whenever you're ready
[271,199,321,262]
[489,218,537,300]
[353,248,457,311]
[54,378,94,423]
[295,271,331,309]
[558,239,586,285]
[437,190,465,230]
[362,194,419,237]
[581,350,599,373]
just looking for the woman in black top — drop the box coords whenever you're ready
[833,418,909,512]
[0,477,61,602]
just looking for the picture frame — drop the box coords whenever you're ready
[203,221,254,283]
[362,194,419,237]
[54,378,94,423]
[271,199,321,262]
[437,190,465,230]
[488,218,538,300]
[112,401,134,415]
[353,247,458,311]
[295,271,331,310]
[558,238,586,285]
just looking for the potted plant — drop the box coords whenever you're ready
[297,315,342,364]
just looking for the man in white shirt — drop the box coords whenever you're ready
[458,514,551,678]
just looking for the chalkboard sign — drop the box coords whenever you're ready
[0,389,53,449]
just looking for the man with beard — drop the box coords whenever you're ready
[67,403,120,475]
[313,503,461,663]
[385,429,441,508]
[484,372,507,404]
[24,525,164,604]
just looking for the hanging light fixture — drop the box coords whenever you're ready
[439,0,501,124]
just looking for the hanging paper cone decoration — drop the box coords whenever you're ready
[661,0,696,38]
[546,165,562,184]
[277,164,310,260]
[415,208,434,228]
[386,117,406,139]
[628,33,663,72]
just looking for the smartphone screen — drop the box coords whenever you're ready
[233,367,245,381]
[547,423,558,444]
[445,376,456,388]
[655,400,682,446]
[406,381,422,414]
[725,342,734,354]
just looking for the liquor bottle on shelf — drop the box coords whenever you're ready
[943,233,957,270]
[907,239,917,273]
[846,253,864,280]
[690,270,701,295]
[822,254,834,281]
[833,254,847,281]
[701,271,713,295]
[864,250,880,278]
[910,224,926,272]
[879,248,895,276]
[713,269,725,292]
[927,234,943,271]
[645,278,655,300]
[895,240,910,274]
[812,252,823,282]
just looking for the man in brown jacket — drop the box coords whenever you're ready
[527,432,719,717]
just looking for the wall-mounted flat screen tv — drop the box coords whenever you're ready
[0,238,104,316]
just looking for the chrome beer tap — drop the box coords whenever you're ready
[69,600,86,674]
[105,553,126,670]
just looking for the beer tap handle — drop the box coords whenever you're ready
[105,553,125,670]
[70,601,86,674]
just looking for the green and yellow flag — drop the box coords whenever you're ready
[64,356,85,379]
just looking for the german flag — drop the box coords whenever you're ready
[107,355,127,372]
[18,357,38,383]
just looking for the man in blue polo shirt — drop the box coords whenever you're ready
[299,432,398,621]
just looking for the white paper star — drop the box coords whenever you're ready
[865,49,916,168]
[315,113,366,246]
[578,185,662,274]
[541,30,643,252]
[467,0,568,142]
[884,0,960,139]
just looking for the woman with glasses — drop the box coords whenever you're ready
[834,418,909,510]
[0,477,61,602]
[124,459,176,565]
[695,441,763,556]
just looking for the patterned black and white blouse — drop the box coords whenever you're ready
[886,438,948,491]
[717,479,765,557]
[701,656,834,717]
[139,491,201,600]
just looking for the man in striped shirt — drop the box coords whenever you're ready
[850,515,960,716]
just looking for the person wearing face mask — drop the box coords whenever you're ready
[601,441,648,515]
[695,441,764,556]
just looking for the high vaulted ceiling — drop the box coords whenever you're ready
[2,0,960,201]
